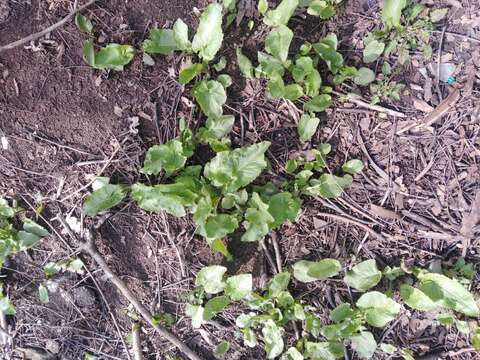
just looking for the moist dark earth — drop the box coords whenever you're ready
[1,0,480,359]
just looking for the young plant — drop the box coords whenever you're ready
[362,1,448,65]
[186,258,480,359]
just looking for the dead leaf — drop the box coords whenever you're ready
[413,98,434,113]
[370,204,400,220]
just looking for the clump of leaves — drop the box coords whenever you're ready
[367,62,405,104]
[363,1,448,65]
[186,258,480,359]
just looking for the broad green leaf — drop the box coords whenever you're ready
[281,347,304,360]
[342,159,364,174]
[38,284,49,304]
[173,18,191,50]
[455,320,470,334]
[313,34,343,74]
[0,289,15,315]
[436,313,455,325]
[379,343,397,354]
[75,14,93,34]
[268,192,301,228]
[292,56,313,82]
[344,259,382,292]
[330,303,354,322]
[241,192,275,242]
[304,94,332,113]
[284,84,303,101]
[305,173,352,199]
[307,0,335,19]
[22,219,49,238]
[179,63,204,85]
[265,25,293,63]
[430,8,448,22]
[82,40,95,67]
[298,114,320,143]
[214,341,230,358]
[0,198,15,218]
[236,48,254,78]
[205,142,270,194]
[83,184,127,216]
[262,319,284,359]
[304,69,322,97]
[258,0,269,14]
[356,291,401,327]
[417,272,480,317]
[350,331,377,359]
[293,259,341,283]
[382,0,407,29]
[214,57,227,72]
[185,304,205,328]
[268,272,291,298]
[205,214,239,239]
[264,0,299,26]
[354,67,376,86]
[304,341,344,360]
[193,80,227,119]
[192,3,223,61]
[267,76,286,98]
[132,179,200,217]
[195,265,227,294]
[204,295,230,320]
[363,40,385,63]
[142,140,188,176]
[143,29,178,55]
[198,115,235,144]
[225,274,252,300]
[217,74,233,89]
[400,284,438,311]
[143,53,155,65]
[257,51,285,78]
[472,329,480,350]
[242,327,258,347]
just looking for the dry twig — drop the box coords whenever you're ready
[332,91,406,118]
[132,322,143,360]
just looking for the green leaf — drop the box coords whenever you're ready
[354,67,375,86]
[304,69,322,97]
[82,40,95,67]
[436,313,455,326]
[306,174,353,199]
[205,214,239,239]
[214,57,227,72]
[472,329,480,350]
[417,272,480,317]
[293,259,341,283]
[92,43,135,71]
[268,272,291,298]
[198,115,235,144]
[363,40,385,63]
[241,192,275,242]
[195,265,227,294]
[281,347,304,360]
[257,51,285,78]
[400,284,439,311]
[205,141,270,194]
[304,94,332,113]
[263,0,299,26]
[236,48,254,78]
[186,304,205,328]
[0,287,15,315]
[83,184,127,216]
[265,25,293,63]
[262,319,284,359]
[192,3,223,61]
[304,341,344,360]
[173,18,191,50]
[38,284,49,304]
[379,343,397,354]
[430,8,448,22]
[0,198,15,218]
[142,140,188,176]
[344,259,382,292]
[193,80,227,119]
[258,0,269,14]
[356,291,401,327]
[350,331,377,359]
[284,84,303,101]
[330,303,354,322]
[214,341,230,358]
[382,0,407,29]
[342,159,364,174]
[298,114,320,143]
[75,14,93,34]
[217,74,233,89]
[143,28,178,55]
[307,0,335,19]
[22,219,49,238]
[204,295,230,320]
[179,63,204,85]
[268,192,301,228]
[225,274,252,301]
[313,34,343,74]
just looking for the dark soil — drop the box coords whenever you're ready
[1,0,480,359]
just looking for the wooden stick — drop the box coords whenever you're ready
[80,232,202,360]
[332,91,407,118]
[132,322,143,360]
[0,0,97,53]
